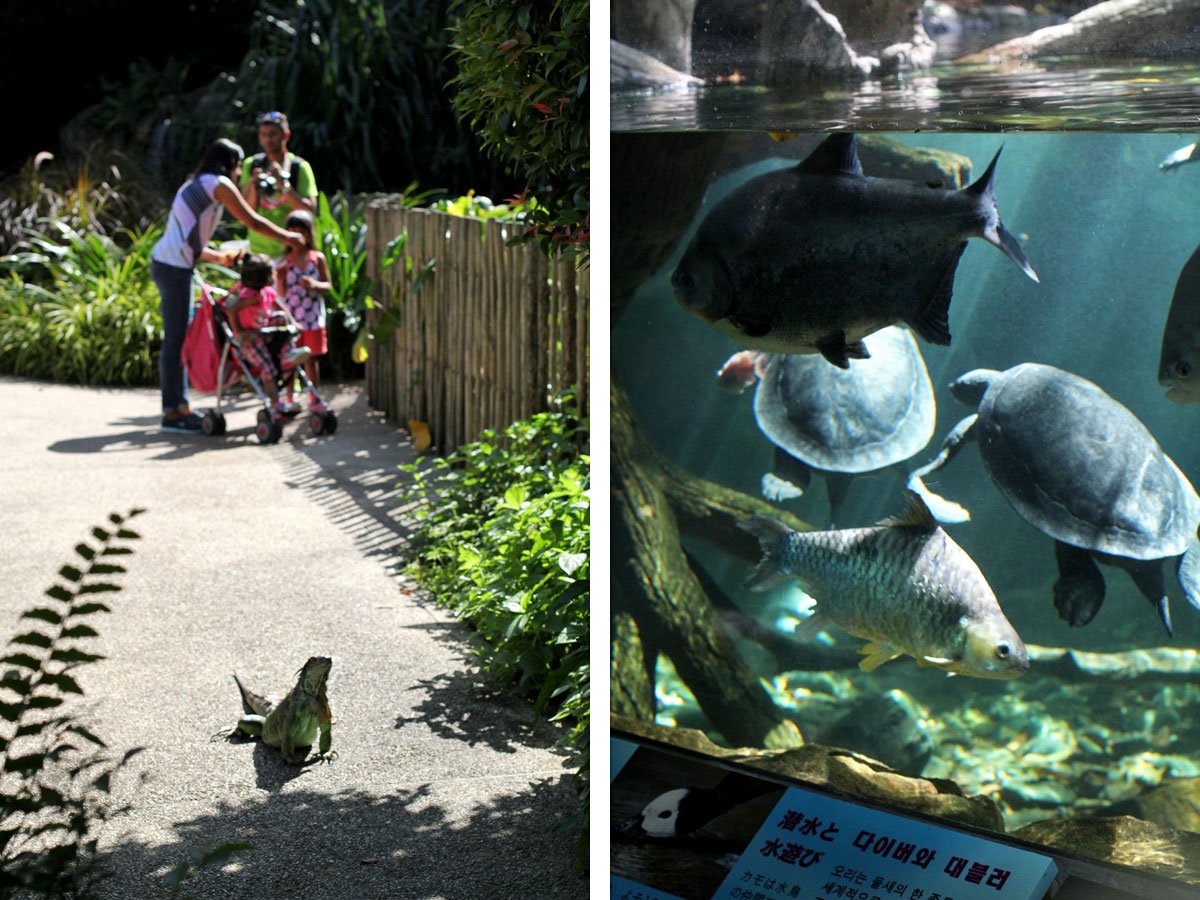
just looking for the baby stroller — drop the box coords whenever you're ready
[182,281,338,443]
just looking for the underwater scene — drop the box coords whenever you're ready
[610,130,1200,886]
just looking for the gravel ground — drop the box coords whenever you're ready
[0,376,586,899]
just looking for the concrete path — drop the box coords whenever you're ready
[0,376,585,899]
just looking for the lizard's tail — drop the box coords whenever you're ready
[233,673,273,717]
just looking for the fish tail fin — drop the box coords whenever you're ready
[966,146,1039,283]
[739,515,793,592]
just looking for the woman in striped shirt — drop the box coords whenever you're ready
[150,139,303,433]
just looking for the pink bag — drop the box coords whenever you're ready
[182,294,221,394]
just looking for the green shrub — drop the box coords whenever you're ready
[0,511,144,895]
[448,0,589,256]
[0,224,163,386]
[398,398,589,759]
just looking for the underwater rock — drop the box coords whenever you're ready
[1105,778,1200,834]
[814,689,934,774]
[956,0,1200,64]
[613,715,1005,832]
[1026,645,1200,680]
[611,39,704,90]
[612,0,698,73]
[1013,815,1200,884]
[761,0,880,86]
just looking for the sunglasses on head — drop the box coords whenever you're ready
[256,112,286,125]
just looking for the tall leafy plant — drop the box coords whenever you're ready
[0,511,144,895]
[228,0,504,194]
[449,0,589,256]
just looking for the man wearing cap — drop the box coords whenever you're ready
[239,111,318,259]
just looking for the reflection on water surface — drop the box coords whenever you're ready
[613,59,1200,132]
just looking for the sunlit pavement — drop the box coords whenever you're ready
[0,375,585,899]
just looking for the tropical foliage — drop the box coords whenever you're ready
[398,398,590,767]
[0,224,163,385]
[449,0,589,254]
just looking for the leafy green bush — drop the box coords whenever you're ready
[0,224,163,385]
[449,0,589,255]
[0,510,144,896]
[219,0,504,195]
[398,398,589,759]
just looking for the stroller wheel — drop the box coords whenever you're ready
[309,411,325,435]
[255,409,278,445]
[202,411,226,437]
[323,411,338,435]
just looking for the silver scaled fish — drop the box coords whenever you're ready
[740,492,1029,679]
[673,133,1038,368]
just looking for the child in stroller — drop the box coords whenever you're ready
[186,252,338,443]
[223,252,310,416]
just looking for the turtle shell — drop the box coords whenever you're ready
[752,325,935,473]
[976,363,1200,560]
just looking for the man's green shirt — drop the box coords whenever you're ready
[239,152,317,258]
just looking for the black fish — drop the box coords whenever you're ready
[672,133,1038,368]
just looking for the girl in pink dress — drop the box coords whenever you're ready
[275,210,332,412]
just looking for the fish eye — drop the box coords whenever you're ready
[995,643,1011,660]
[657,810,672,819]
[1174,360,1193,380]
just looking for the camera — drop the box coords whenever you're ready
[255,172,287,197]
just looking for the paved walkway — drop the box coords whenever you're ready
[0,376,585,899]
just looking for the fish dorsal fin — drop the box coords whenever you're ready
[878,490,939,530]
[965,145,1003,198]
[798,133,863,178]
[906,241,966,346]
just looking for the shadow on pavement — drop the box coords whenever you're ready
[398,665,562,756]
[47,396,278,461]
[98,776,586,899]
[276,384,420,580]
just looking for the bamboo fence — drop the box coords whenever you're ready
[364,200,589,454]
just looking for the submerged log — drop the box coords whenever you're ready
[612,383,806,749]
[956,0,1200,64]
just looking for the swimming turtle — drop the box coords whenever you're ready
[720,325,935,523]
[908,362,1200,635]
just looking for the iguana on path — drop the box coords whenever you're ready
[232,656,335,765]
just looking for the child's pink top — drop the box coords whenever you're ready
[224,283,279,331]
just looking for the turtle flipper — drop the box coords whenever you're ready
[1122,558,1173,637]
[762,449,811,502]
[906,414,978,524]
[1176,540,1200,612]
[1052,542,1105,627]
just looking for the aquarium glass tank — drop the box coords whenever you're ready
[611,131,1200,897]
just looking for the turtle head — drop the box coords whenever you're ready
[949,368,1001,408]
